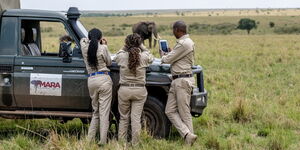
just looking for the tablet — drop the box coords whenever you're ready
[159,40,169,52]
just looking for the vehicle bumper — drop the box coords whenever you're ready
[190,88,208,117]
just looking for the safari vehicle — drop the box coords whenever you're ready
[0,7,207,138]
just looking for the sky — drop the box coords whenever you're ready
[21,0,300,11]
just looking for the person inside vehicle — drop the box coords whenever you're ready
[80,28,112,145]
[160,21,197,146]
[59,35,73,57]
[114,33,154,146]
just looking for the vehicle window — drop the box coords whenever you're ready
[20,20,77,57]
[40,21,77,56]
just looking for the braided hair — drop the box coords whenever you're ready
[87,28,102,69]
[124,33,142,75]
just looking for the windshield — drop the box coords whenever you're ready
[76,20,88,37]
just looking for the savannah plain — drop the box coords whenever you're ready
[0,9,300,150]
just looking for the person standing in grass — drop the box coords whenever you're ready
[160,21,197,146]
[80,28,112,145]
[114,33,154,146]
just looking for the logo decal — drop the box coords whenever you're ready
[30,73,62,96]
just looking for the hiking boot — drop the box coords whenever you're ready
[185,133,197,146]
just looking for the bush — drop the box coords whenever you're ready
[213,23,237,34]
[104,28,124,36]
[188,22,236,35]
[119,23,132,28]
[269,22,275,28]
[257,128,270,137]
[274,26,300,34]
[41,27,53,33]
[157,25,169,32]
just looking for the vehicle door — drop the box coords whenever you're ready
[13,18,90,110]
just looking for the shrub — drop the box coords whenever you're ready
[157,25,169,32]
[274,26,300,34]
[257,128,270,137]
[119,23,132,28]
[188,22,236,35]
[269,22,275,28]
[41,27,53,33]
[213,23,237,34]
[104,28,124,36]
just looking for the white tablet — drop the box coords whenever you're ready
[159,40,169,52]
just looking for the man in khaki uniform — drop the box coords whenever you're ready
[160,21,197,145]
[80,29,112,145]
[114,34,154,145]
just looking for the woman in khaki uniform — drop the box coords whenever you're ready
[114,33,154,145]
[80,28,112,145]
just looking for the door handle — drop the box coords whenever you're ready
[21,67,33,71]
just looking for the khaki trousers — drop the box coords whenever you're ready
[165,77,195,138]
[118,86,147,145]
[87,75,112,144]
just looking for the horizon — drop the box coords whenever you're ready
[21,0,300,11]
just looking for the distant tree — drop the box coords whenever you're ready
[237,18,257,34]
[269,22,275,28]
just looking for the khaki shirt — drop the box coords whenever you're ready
[161,34,195,75]
[80,38,112,74]
[114,48,154,85]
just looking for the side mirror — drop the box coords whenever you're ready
[59,42,72,63]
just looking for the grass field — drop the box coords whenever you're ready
[1,12,300,149]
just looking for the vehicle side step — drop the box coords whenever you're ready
[0,110,92,118]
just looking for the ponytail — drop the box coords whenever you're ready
[87,28,102,69]
[124,33,142,75]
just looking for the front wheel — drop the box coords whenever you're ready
[142,96,170,138]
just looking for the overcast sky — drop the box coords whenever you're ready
[21,0,300,11]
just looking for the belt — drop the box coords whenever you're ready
[172,74,193,80]
[87,71,110,77]
[120,83,145,87]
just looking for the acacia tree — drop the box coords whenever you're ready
[237,18,257,34]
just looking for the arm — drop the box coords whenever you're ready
[113,49,125,65]
[80,38,89,51]
[161,43,192,64]
[103,45,112,66]
[142,51,154,66]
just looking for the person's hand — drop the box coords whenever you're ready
[168,47,172,52]
[159,49,167,57]
[100,38,108,45]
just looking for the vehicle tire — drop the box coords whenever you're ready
[142,96,170,138]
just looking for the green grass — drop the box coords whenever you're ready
[1,15,300,149]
